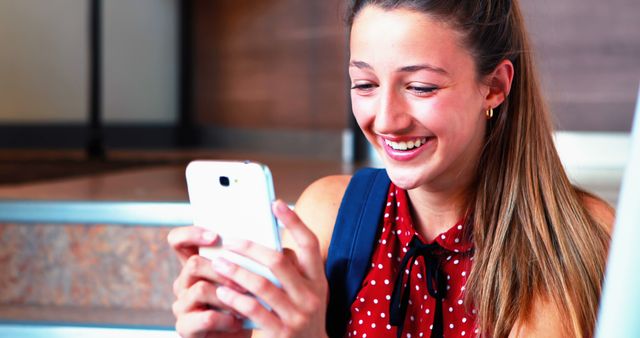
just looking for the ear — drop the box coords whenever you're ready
[483,59,514,109]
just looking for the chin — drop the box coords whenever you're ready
[382,159,429,190]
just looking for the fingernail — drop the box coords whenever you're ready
[202,231,216,243]
[275,200,289,213]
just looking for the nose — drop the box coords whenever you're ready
[374,86,412,134]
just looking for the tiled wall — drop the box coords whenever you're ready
[0,223,180,318]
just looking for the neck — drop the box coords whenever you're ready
[406,182,472,242]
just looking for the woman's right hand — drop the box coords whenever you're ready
[167,226,250,338]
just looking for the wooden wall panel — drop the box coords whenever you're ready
[521,0,640,131]
[193,0,639,133]
[194,0,349,131]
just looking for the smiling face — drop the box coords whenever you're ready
[349,6,492,192]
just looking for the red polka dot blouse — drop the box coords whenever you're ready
[345,184,478,338]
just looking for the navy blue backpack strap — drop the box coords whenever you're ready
[325,168,391,338]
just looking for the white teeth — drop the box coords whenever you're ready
[385,137,428,151]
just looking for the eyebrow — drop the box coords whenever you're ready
[349,60,449,76]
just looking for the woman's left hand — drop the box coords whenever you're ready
[211,200,329,338]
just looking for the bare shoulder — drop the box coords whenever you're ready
[294,175,351,261]
[509,297,569,338]
[578,190,615,234]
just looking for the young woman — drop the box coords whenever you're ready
[168,0,614,337]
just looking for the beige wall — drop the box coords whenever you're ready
[0,0,177,124]
[0,0,87,123]
[103,0,177,123]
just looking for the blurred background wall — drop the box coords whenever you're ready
[0,0,87,123]
[521,0,639,131]
[0,0,177,124]
[0,0,638,158]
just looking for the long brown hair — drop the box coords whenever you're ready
[347,0,611,336]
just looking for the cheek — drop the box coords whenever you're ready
[351,96,375,130]
[435,88,482,126]
[414,95,483,147]
[412,99,455,135]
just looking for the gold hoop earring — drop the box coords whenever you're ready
[486,107,494,119]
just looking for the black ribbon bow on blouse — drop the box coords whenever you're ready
[389,236,447,338]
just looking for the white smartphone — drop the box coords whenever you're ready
[185,160,282,327]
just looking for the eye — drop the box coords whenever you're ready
[407,85,438,96]
[351,82,378,92]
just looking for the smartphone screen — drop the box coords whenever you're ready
[186,160,282,286]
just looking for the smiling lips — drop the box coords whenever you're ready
[381,136,433,162]
[384,137,428,151]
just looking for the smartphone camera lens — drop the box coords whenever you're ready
[219,176,230,187]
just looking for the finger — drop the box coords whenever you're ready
[216,285,284,333]
[174,255,225,297]
[272,200,324,279]
[223,239,310,304]
[282,248,299,267]
[175,309,244,337]
[173,280,229,316]
[212,257,302,324]
[173,255,246,297]
[167,226,218,265]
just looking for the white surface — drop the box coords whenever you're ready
[0,324,179,338]
[554,132,630,169]
[595,86,640,337]
[185,161,282,286]
[555,131,628,205]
